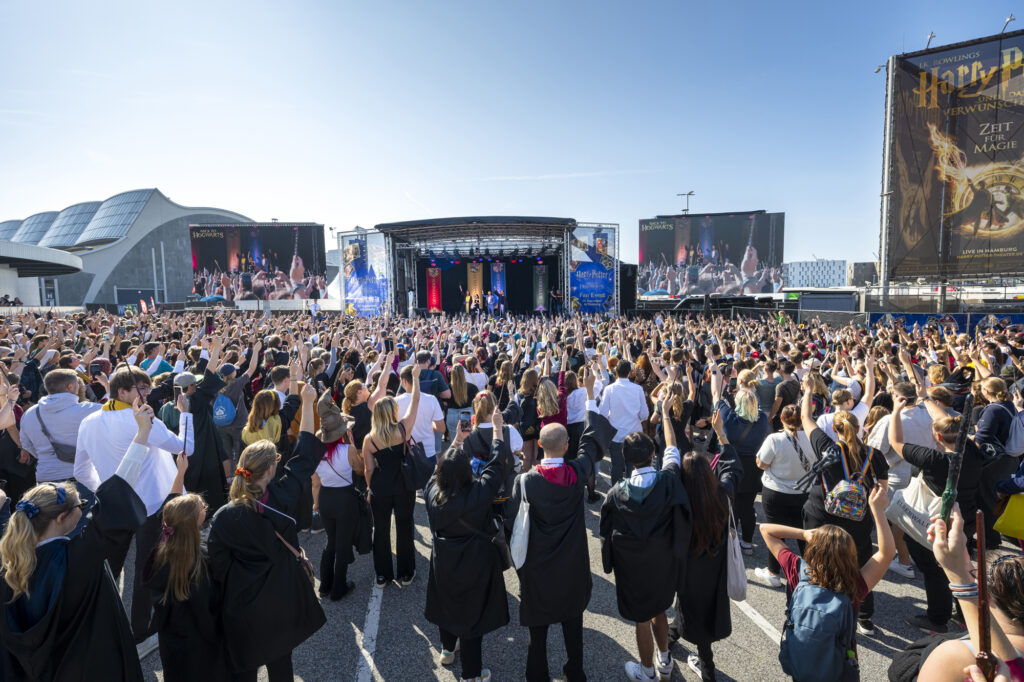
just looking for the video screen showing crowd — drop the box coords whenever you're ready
[2,307,1024,681]
[637,212,785,298]
[190,223,329,302]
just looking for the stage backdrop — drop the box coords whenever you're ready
[637,212,784,298]
[342,232,388,316]
[533,264,548,311]
[468,262,484,306]
[426,267,442,313]
[569,224,616,313]
[888,30,1024,278]
[189,223,326,301]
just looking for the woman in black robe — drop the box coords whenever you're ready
[208,380,326,682]
[143,445,229,682]
[0,397,152,682]
[423,408,513,681]
[185,368,231,512]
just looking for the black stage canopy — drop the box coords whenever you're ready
[376,216,575,258]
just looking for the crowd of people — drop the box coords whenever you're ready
[0,307,1022,681]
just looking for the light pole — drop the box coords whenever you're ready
[926,31,936,49]
[1002,14,1016,33]
[677,191,695,214]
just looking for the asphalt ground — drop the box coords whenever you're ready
[130,467,969,682]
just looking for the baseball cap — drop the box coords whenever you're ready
[219,363,237,377]
[173,373,198,388]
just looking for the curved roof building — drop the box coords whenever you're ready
[0,189,251,305]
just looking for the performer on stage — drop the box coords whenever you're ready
[486,291,496,315]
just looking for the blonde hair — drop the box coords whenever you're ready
[473,391,496,425]
[536,379,559,418]
[737,369,758,391]
[450,364,468,406]
[983,377,1011,402]
[153,494,206,603]
[666,381,685,420]
[369,397,402,449]
[734,388,759,423]
[229,441,279,509]
[1,482,80,600]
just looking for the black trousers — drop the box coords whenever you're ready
[735,457,763,544]
[694,640,716,682]
[906,535,952,625]
[370,489,416,580]
[319,485,359,597]
[526,613,585,682]
[853,531,875,622]
[0,468,35,504]
[230,653,292,682]
[440,628,482,679]
[761,488,807,574]
[107,510,162,642]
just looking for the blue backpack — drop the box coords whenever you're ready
[212,393,237,427]
[779,559,859,682]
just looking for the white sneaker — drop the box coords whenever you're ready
[889,558,915,579]
[656,650,673,680]
[754,567,784,588]
[687,653,705,678]
[624,661,657,681]
[461,670,490,682]
[440,649,456,666]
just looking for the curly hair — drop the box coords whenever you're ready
[805,524,861,601]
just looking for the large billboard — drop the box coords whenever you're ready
[637,212,784,297]
[569,223,617,313]
[190,223,327,301]
[341,232,389,316]
[888,30,1024,278]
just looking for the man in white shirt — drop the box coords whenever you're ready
[75,365,194,643]
[395,364,445,460]
[598,360,650,485]
[19,369,101,484]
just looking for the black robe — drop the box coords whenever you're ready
[142,495,229,682]
[600,461,690,622]
[675,444,737,644]
[208,432,327,672]
[0,477,147,682]
[186,370,230,512]
[423,437,512,638]
[508,409,612,626]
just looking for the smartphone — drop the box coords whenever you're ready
[384,338,394,353]
[89,362,102,378]
[241,272,252,290]
[458,417,471,432]
[205,315,214,333]
[117,326,126,336]
[173,385,182,399]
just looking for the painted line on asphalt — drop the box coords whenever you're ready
[733,598,783,644]
[355,586,384,682]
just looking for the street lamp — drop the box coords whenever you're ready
[874,64,885,73]
[926,31,936,49]
[1003,13,1016,33]
[677,190,695,214]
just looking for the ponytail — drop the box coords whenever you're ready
[230,441,279,509]
[833,411,863,466]
[1,482,80,600]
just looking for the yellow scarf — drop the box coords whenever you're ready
[102,399,134,411]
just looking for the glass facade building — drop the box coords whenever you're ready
[38,201,102,248]
[74,189,154,247]
[11,212,59,245]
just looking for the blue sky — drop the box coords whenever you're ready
[0,0,1014,264]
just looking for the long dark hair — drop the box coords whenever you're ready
[680,452,728,556]
[433,449,471,505]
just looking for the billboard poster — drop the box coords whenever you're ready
[637,212,784,298]
[889,31,1024,278]
[569,224,617,313]
[468,263,484,307]
[533,264,548,311]
[426,267,442,313]
[189,223,327,301]
[490,262,507,313]
[342,232,388,316]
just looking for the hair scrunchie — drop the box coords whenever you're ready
[235,466,252,479]
[53,485,66,506]
[15,500,40,519]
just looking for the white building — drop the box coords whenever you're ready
[783,259,846,288]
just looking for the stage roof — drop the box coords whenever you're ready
[374,216,575,258]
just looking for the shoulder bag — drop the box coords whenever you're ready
[885,469,942,547]
[457,515,513,571]
[33,408,77,463]
[509,475,531,569]
[274,530,316,588]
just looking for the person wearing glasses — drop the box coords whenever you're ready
[73,365,195,646]
[0,396,158,681]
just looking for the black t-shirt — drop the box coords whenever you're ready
[900,442,984,500]
[775,378,800,409]
[804,429,889,535]
[350,402,372,450]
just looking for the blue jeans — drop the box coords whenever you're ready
[445,407,474,445]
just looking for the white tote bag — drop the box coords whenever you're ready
[509,476,531,570]
[726,502,748,601]
[885,471,942,548]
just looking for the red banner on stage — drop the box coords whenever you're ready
[426,267,442,313]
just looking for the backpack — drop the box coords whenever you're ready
[1000,405,1024,457]
[824,442,875,522]
[213,392,237,427]
[779,559,859,682]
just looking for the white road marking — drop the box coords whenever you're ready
[732,598,783,643]
[355,586,384,682]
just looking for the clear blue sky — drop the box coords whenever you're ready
[0,0,1013,264]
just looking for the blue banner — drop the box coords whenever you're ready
[569,225,616,313]
[489,262,506,314]
[342,233,388,316]
[867,312,1024,335]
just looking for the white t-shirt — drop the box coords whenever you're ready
[756,430,817,495]
[467,372,489,392]
[316,443,353,487]
[476,422,524,452]
[816,401,869,442]
[395,392,444,457]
